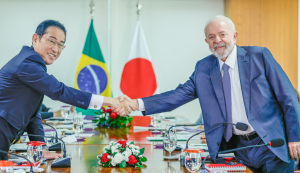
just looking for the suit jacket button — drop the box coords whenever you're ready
[94,105,97,108]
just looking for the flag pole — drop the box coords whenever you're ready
[89,0,95,20]
[137,0,142,20]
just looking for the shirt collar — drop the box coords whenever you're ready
[218,45,237,71]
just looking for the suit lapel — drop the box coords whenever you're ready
[237,46,250,117]
[210,58,226,118]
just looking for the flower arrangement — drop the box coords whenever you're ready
[97,140,147,168]
[93,107,133,128]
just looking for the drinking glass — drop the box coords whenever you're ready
[0,161,15,173]
[151,114,160,133]
[185,152,202,173]
[44,131,55,147]
[61,108,70,123]
[27,141,44,167]
[165,124,176,136]
[163,132,177,159]
[73,115,84,138]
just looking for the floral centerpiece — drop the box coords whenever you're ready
[93,107,133,128]
[97,140,147,168]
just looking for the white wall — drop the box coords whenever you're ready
[0,0,224,123]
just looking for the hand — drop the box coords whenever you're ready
[112,95,139,116]
[42,150,63,159]
[70,106,76,113]
[112,95,133,117]
[288,141,300,161]
[53,110,62,117]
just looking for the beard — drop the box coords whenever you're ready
[209,40,234,60]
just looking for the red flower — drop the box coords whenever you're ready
[128,155,137,165]
[101,153,109,163]
[110,112,118,119]
[117,140,127,148]
[106,109,112,113]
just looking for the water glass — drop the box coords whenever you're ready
[44,131,55,146]
[61,108,70,123]
[163,132,177,159]
[27,141,44,167]
[185,153,202,173]
[73,115,84,138]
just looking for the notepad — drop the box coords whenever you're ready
[205,163,246,172]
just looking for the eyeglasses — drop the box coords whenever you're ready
[42,37,65,50]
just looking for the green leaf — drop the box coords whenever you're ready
[141,157,147,162]
[139,148,145,155]
[136,165,144,168]
[112,152,117,157]
[130,141,134,145]
[120,160,126,168]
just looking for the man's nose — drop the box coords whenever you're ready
[214,36,221,43]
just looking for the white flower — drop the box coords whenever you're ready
[110,158,116,166]
[106,116,109,120]
[129,144,134,149]
[114,153,124,164]
[117,143,122,147]
[132,149,140,155]
[98,160,102,166]
[111,145,120,153]
[125,148,132,156]
[109,141,114,146]
[123,153,129,162]
[135,146,140,150]
[103,145,110,153]
[139,155,143,158]
[97,154,102,159]
[107,155,110,159]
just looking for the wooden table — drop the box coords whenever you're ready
[38,116,298,173]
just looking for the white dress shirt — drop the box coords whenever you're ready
[138,45,254,135]
[218,45,254,135]
[88,94,104,110]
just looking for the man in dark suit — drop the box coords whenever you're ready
[0,20,129,160]
[116,15,300,172]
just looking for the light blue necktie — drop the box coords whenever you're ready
[222,64,232,142]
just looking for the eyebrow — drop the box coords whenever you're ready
[49,36,65,43]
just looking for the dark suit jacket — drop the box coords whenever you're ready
[0,46,91,141]
[142,46,300,162]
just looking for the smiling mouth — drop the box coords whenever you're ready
[48,53,56,58]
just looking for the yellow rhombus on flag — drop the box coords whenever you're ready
[74,19,112,115]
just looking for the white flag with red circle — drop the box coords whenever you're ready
[120,20,158,99]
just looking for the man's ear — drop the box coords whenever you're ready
[32,33,39,46]
[205,38,208,44]
[233,31,238,44]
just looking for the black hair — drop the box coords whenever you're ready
[35,20,67,42]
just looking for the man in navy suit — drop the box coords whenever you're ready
[0,20,130,160]
[116,15,300,172]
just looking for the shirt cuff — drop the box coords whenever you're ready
[137,99,145,111]
[88,95,104,110]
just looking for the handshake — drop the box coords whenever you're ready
[104,95,139,117]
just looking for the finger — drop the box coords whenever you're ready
[289,146,295,160]
[127,106,133,114]
[123,95,132,102]
[119,95,125,102]
[114,107,121,113]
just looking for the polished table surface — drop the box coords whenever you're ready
[35,116,296,172]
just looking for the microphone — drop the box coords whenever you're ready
[185,122,249,149]
[42,123,62,151]
[26,134,71,168]
[200,138,285,173]
[0,149,33,173]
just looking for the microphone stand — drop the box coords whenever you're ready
[42,123,58,143]
[0,149,33,173]
[26,134,71,168]
[42,123,61,151]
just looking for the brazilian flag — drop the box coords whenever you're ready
[74,19,112,115]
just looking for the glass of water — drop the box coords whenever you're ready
[73,115,84,138]
[163,132,177,159]
[44,131,55,147]
[27,141,44,167]
[185,151,202,173]
[61,108,70,123]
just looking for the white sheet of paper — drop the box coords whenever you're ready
[62,135,77,144]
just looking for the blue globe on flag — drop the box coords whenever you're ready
[77,65,108,95]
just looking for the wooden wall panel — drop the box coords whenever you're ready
[225,0,298,87]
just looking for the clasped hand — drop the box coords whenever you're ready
[110,95,138,117]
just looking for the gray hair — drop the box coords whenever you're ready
[204,15,236,37]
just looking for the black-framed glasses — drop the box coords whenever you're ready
[43,37,65,50]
